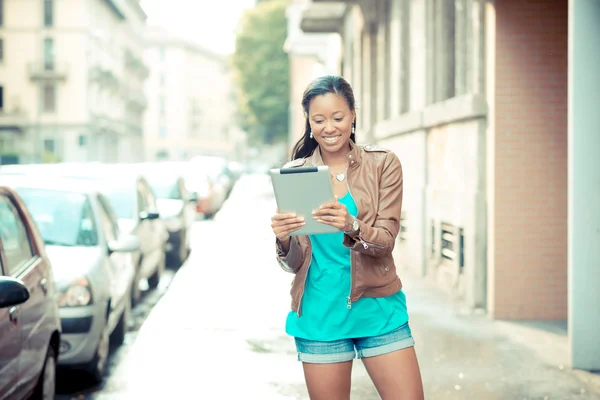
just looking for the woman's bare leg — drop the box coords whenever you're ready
[361,347,424,400]
[302,361,353,400]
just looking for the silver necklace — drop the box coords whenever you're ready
[330,167,348,182]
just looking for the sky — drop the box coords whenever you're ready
[140,0,257,55]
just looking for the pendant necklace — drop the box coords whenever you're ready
[331,167,348,182]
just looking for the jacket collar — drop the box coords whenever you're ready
[309,139,362,168]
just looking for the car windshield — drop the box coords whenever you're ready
[103,185,135,219]
[16,187,98,247]
[146,177,181,200]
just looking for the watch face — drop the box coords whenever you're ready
[353,219,359,231]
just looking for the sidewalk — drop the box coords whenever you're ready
[401,267,600,399]
[98,175,600,399]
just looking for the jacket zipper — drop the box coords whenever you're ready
[296,236,312,317]
[346,174,355,310]
[357,235,386,250]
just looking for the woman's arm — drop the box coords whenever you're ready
[343,152,403,257]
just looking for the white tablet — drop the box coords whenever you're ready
[269,166,339,236]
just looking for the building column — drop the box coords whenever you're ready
[568,0,600,371]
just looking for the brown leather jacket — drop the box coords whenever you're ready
[275,141,404,316]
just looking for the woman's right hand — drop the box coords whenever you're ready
[271,210,305,242]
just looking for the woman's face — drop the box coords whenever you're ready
[308,93,355,156]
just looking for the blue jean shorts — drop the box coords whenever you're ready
[294,322,415,364]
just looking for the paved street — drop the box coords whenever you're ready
[55,174,600,399]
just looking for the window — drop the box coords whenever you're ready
[159,47,165,61]
[43,37,54,70]
[399,0,410,113]
[0,85,3,110]
[0,38,4,63]
[0,0,4,27]
[42,84,56,112]
[0,196,34,275]
[136,183,148,213]
[159,125,166,138]
[159,96,165,115]
[78,135,87,146]
[43,0,53,27]
[43,138,55,153]
[96,194,119,242]
[430,0,456,103]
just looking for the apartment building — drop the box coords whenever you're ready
[283,0,342,156]
[298,0,599,370]
[143,27,236,161]
[0,0,148,163]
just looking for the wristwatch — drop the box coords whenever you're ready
[344,217,360,235]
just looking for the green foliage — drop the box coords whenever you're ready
[231,0,289,145]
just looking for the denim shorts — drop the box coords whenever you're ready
[294,322,415,364]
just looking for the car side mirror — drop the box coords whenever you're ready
[140,209,160,220]
[108,234,140,253]
[0,277,30,308]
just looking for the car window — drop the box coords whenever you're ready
[96,194,119,242]
[147,178,182,200]
[136,184,148,213]
[139,180,157,210]
[16,188,99,247]
[0,195,34,275]
[102,180,136,219]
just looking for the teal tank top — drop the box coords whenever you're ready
[285,191,409,341]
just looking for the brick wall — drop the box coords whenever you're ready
[493,0,568,319]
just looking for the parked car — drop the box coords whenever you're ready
[0,163,168,306]
[184,171,219,219]
[188,155,233,215]
[0,177,139,382]
[133,162,195,267]
[0,186,61,399]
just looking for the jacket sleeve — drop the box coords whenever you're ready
[343,152,403,257]
[275,236,305,273]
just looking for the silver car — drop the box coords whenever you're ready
[2,177,139,383]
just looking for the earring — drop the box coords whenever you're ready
[352,125,355,134]
[309,131,313,139]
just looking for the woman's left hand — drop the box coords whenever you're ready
[313,197,353,232]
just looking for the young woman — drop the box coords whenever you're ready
[271,75,424,400]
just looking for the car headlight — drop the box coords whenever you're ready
[58,277,93,307]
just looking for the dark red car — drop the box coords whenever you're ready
[0,186,61,399]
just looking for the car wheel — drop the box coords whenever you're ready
[147,259,163,290]
[131,272,142,307]
[85,321,110,384]
[110,298,130,348]
[31,344,56,400]
[174,231,188,267]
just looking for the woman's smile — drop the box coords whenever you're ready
[321,135,342,144]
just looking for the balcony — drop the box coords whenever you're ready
[125,51,150,79]
[89,66,120,91]
[300,3,347,34]
[0,110,28,133]
[28,62,68,81]
[123,86,147,110]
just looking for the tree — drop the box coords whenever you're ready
[231,0,289,145]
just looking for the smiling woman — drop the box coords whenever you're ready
[271,75,424,400]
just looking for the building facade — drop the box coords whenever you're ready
[284,0,342,156]
[0,0,148,164]
[143,27,236,161]
[298,0,599,370]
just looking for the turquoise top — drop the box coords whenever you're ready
[285,191,409,341]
